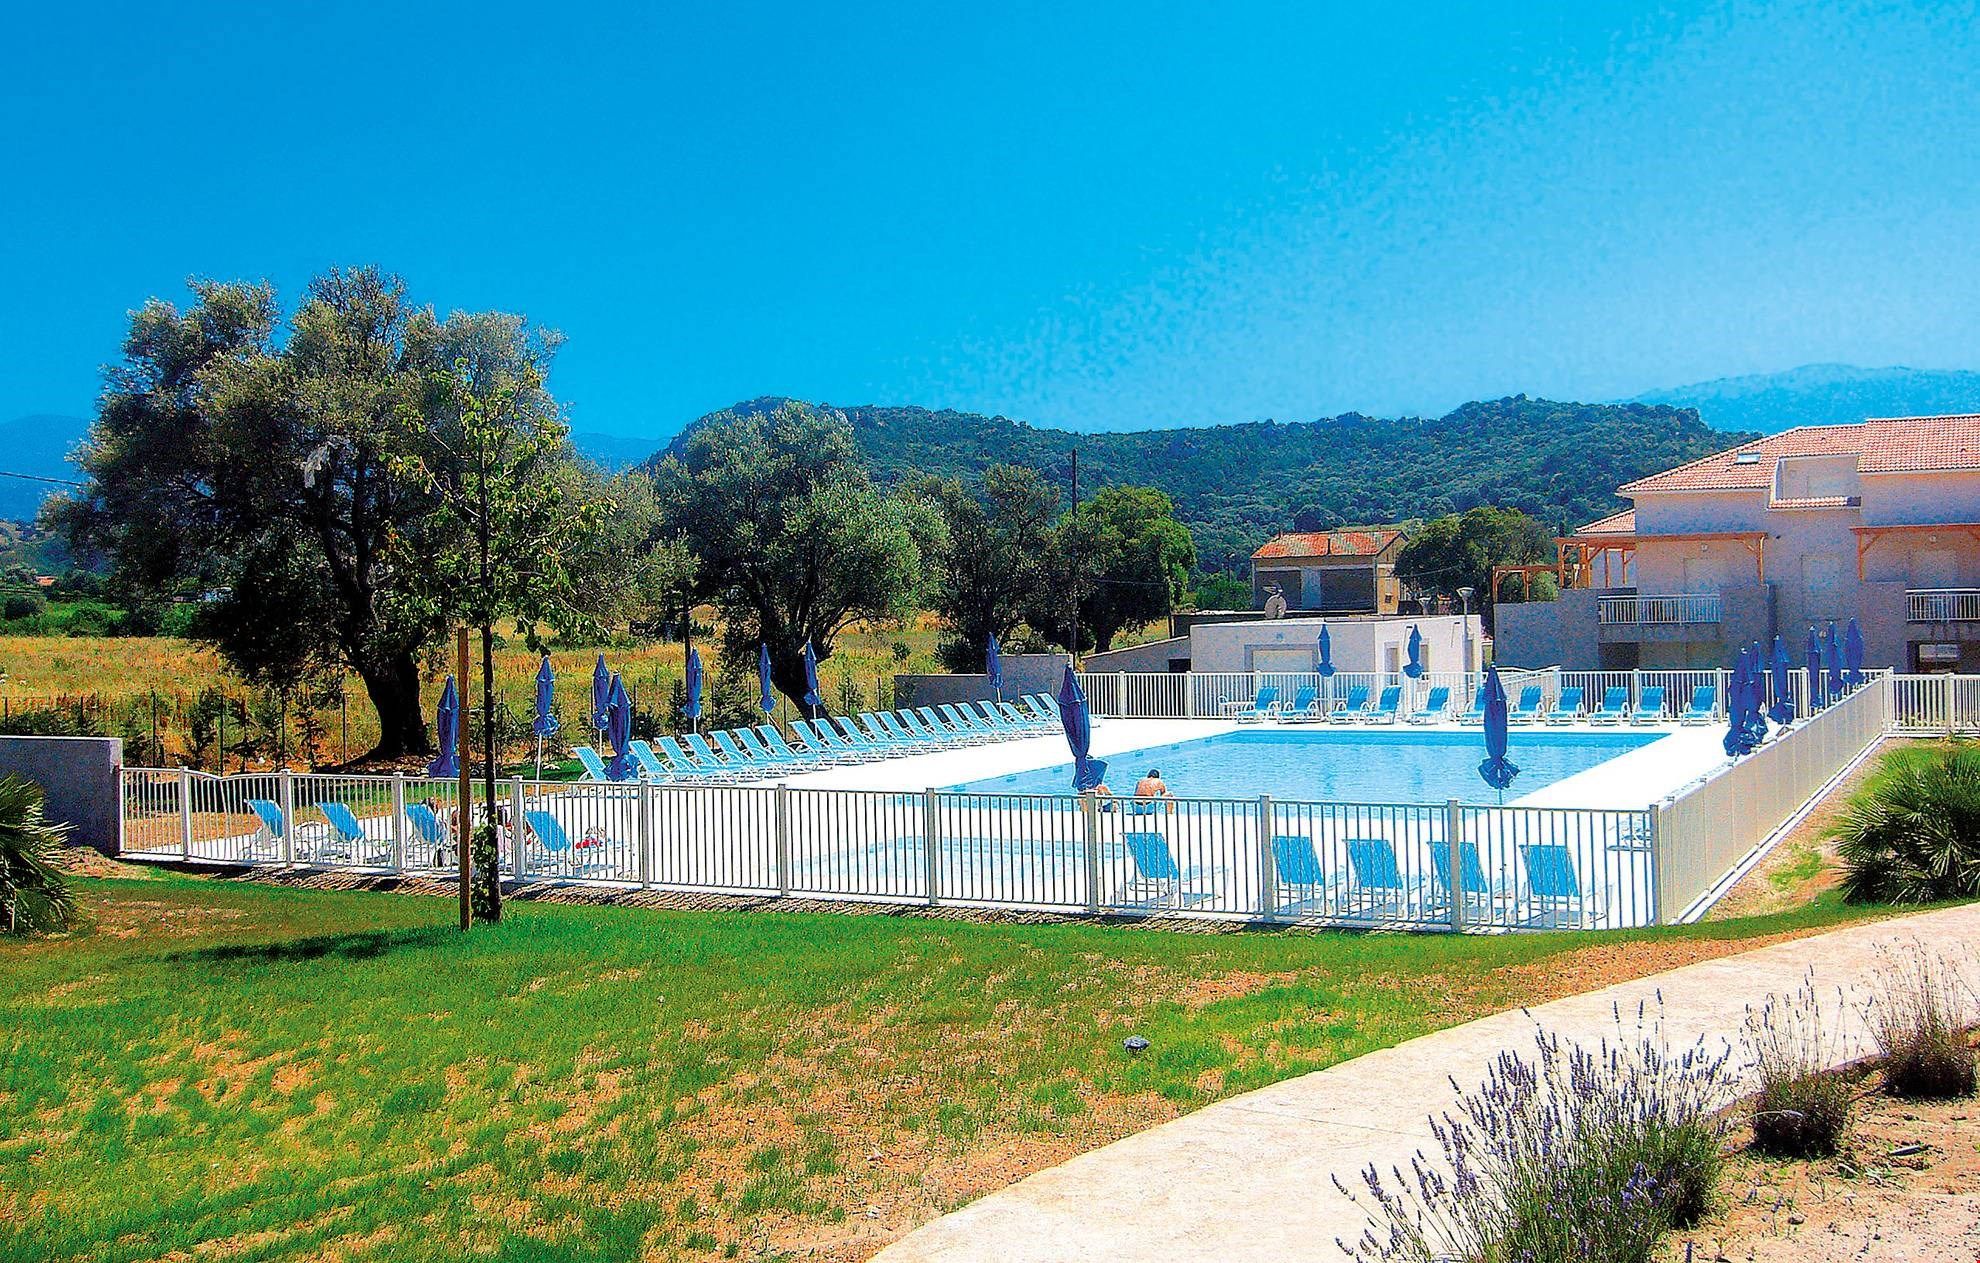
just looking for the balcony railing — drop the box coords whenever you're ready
[1598,593,1723,626]
[1907,588,1980,622]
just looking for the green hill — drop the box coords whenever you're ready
[659,396,1748,573]
[1633,363,1980,434]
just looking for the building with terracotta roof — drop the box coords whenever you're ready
[1497,414,1980,672]
[1249,528,1405,615]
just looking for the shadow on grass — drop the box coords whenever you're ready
[166,924,457,966]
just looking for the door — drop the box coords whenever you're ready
[1800,553,1848,624]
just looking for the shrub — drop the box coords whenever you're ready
[1866,943,1977,1100]
[1337,1005,1733,1263]
[1743,975,1854,1157]
[0,775,77,935]
[1834,743,1980,904]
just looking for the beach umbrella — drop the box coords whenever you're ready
[1769,635,1794,726]
[757,643,776,714]
[801,640,823,717]
[1477,665,1519,800]
[986,633,1004,699]
[1743,641,1770,748]
[1806,627,1826,710]
[590,653,612,738]
[1825,622,1846,700]
[683,646,704,731]
[531,655,558,778]
[1844,618,1866,688]
[427,675,460,778]
[1316,624,1336,677]
[604,673,634,781]
[1724,645,1751,758]
[1057,665,1108,793]
[1402,624,1424,679]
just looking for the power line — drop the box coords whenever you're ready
[0,470,85,488]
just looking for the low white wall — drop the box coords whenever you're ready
[0,735,125,854]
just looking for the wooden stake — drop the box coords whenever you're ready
[457,627,472,931]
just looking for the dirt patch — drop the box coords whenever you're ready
[1664,1067,1980,1261]
[1482,928,1855,1011]
[1171,970,1298,1009]
[48,847,145,879]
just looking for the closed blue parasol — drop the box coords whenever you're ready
[1057,665,1108,792]
[1316,623,1336,677]
[1724,645,1751,757]
[428,676,460,778]
[1477,665,1519,799]
[1769,636,1794,726]
[802,640,823,716]
[757,643,776,713]
[1844,618,1865,688]
[605,674,634,781]
[1744,641,1770,748]
[1806,627,1827,710]
[986,634,1004,698]
[1825,622,1845,700]
[683,646,704,730]
[531,655,558,778]
[590,654,612,737]
[1403,624,1424,679]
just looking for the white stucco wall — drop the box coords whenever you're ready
[1185,615,1481,675]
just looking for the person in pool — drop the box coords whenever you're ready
[1134,768,1174,811]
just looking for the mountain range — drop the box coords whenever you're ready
[10,363,1980,564]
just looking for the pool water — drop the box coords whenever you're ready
[946,728,1663,804]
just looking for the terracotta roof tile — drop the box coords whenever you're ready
[1251,529,1403,560]
[1619,415,1980,494]
[1573,509,1635,537]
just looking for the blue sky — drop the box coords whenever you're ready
[6,2,1979,438]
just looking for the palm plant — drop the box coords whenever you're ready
[0,774,77,935]
[1835,744,1980,905]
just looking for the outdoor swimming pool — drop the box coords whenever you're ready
[946,727,1664,804]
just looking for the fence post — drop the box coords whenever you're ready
[1184,671,1196,719]
[509,776,527,880]
[1117,671,1128,718]
[178,768,193,860]
[1645,801,1665,926]
[390,773,406,872]
[1944,673,1956,734]
[1445,799,1465,932]
[278,769,295,866]
[1082,792,1102,914]
[1255,794,1276,921]
[636,777,655,886]
[774,783,791,897]
[921,788,940,907]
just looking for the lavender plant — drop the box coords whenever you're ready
[1865,942,1977,1100]
[1742,974,1854,1157]
[1337,1000,1733,1263]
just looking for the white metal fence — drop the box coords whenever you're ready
[1906,588,1980,622]
[1598,593,1724,626]
[118,668,1958,932]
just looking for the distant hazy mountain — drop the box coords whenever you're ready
[0,414,88,522]
[569,430,668,472]
[1632,364,1980,433]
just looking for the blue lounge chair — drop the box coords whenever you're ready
[1020,695,1057,725]
[755,725,821,767]
[1406,685,1452,725]
[713,729,773,770]
[1587,686,1630,725]
[894,710,954,746]
[1429,839,1493,909]
[658,734,732,777]
[1545,686,1585,726]
[1223,685,1280,722]
[243,797,300,858]
[736,726,806,770]
[316,800,384,863]
[831,716,894,757]
[1456,690,1488,724]
[1507,685,1545,724]
[1630,686,1667,724]
[873,712,932,747]
[1679,686,1717,725]
[571,745,611,782]
[1519,843,1604,928]
[1345,837,1416,917]
[1352,685,1403,724]
[1330,684,1373,722]
[858,714,911,750]
[623,739,672,780]
[524,809,608,876]
[1116,832,1214,909]
[938,703,1002,740]
[917,707,987,744]
[994,701,1045,732]
[685,731,753,776]
[405,801,451,865]
[1282,685,1322,722]
[1270,834,1331,914]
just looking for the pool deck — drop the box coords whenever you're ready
[871,899,1980,1263]
[781,716,1731,809]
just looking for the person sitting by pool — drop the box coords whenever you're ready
[1132,768,1176,813]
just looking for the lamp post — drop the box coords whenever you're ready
[1456,586,1476,673]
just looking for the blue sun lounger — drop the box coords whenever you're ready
[1344,837,1417,917]
[1518,843,1604,928]
[1457,691,1488,724]
[524,809,609,876]
[1351,685,1403,724]
[1507,685,1545,724]
[571,745,612,782]
[1224,685,1280,722]
[1630,686,1667,724]
[316,800,385,863]
[1270,834,1332,914]
[1407,685,1452,724]
[1587,686,1630,724]
[755,725,823,767]
[1282,685,1322,722]
[1679,686,1718,725]
[1430,839,1493,909]
[1545,685,1585,725]
[1116,832,1214,909]
[1330,684,1373,722]
[620,739,671,780]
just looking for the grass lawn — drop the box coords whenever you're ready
[0,872,1899,1262]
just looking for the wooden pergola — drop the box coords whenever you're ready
[1852,522,1980,579]
[1551,530,1769,588]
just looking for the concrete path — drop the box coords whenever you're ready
[873,901,1980,1263]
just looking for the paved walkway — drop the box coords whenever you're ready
[873,901,1980,1263]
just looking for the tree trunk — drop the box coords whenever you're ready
[474,622,501,924]
[769,648,825,718]
[357,652,430,758]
